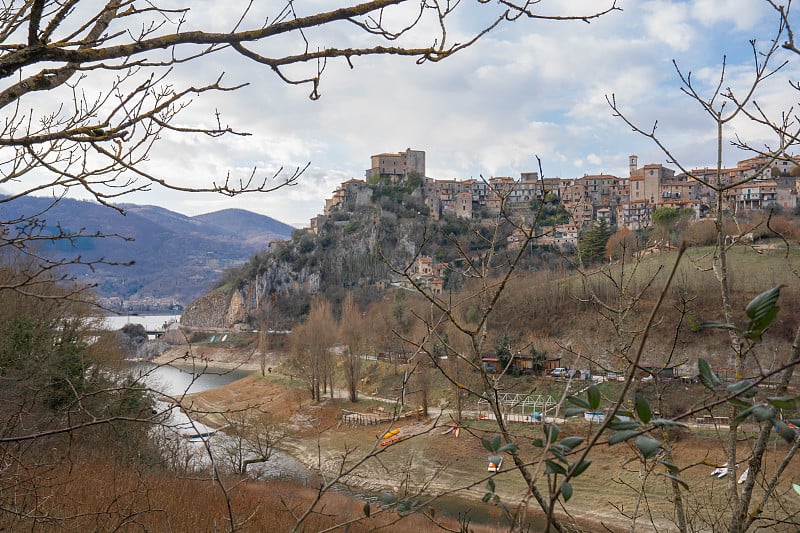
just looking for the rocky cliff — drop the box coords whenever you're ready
[181,206,432,328]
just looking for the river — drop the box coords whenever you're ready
[129,361,251,396]
[131,361,313,483]
[133,362,545,530]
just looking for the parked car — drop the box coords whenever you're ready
[550,367,568,378]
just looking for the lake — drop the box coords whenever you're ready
[129,361,251,396]
[103,314,181,332]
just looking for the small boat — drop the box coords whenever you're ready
[185,430,216,441]
[179,420,218,441]
[382,428,400,439]
[584,410,634,423]
[584,411,604,422]
[488,455,503,472]
[380,434,403,446]
[710,463,733,478]
[738,467,749,484]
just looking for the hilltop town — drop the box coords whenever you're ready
[312,148,799,250]
[182,147,800,329]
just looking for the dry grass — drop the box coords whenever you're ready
[0,453,504,532]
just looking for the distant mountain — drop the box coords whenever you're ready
[1,196,294,311]
[191,209,294,247]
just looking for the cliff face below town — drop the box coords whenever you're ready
[180,206,432,329]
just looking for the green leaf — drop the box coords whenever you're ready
[728,397,753,409]
[567,396,591,409]
[608,430,639,445]
[636,435,662,459]
[657,459,680,474]
[482,492,492,503]
[481,437,493,452]
[608,419,641,431]
[545,459,567,475]
[570,459,592,477]
[745,285,783,341]
[363,503,371,517]
[698,359,721,389]
[743,310,778,342]
[482,435,501,452]
[732,405,757,426]
[753,405,774,422]
[497,443,518,453]
[551,447,569,464]
[745,285,783,320]
[635,393,652,424]
[487,478,495,493]
[767,396,800,409]
[726,379,757,398]
[560,436,585,450]
[660,473,690,491]
[587,384,601,410]
[544,423,559,444]
[700,320,740,332]
[531,438,544,448]
[650,419,689,428]
[564,408,586,418]
[561,481,573,502]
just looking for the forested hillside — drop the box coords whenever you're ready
[181,177,575,328]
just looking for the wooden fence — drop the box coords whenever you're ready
[339,408,421,427]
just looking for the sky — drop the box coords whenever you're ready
[5,0,800,228]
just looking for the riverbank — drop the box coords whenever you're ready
[149,345,800,532]
[179,372,675,532]
[152,345,270,372]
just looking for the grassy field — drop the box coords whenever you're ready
[181,367,800,532]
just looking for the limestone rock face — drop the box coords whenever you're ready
[224,290,247,327]
[181,289,233,328]
[182,210,426,329]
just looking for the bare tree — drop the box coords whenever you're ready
[340,292,364,403]
[217,410,286,477]
[598,5,800,531]
[253,296,280,377]
[1,1,634,530]
[289,295,335,402]
[0,0,620,296]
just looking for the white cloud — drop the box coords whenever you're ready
[6,1,797,229]
[691,0,769,31]
[641,1,697,52]
[586,153,603,166]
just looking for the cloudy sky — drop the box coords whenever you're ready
[6,1,800,227]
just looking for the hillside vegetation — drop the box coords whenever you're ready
[183,180,800,379]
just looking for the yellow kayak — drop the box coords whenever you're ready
[381,428,399,439]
